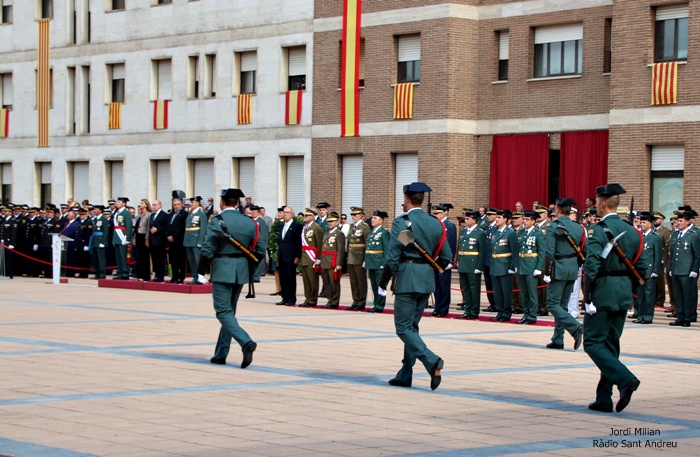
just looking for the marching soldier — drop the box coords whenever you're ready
[632,212,662,324]
[74,208,93,278]
[515,211,545,325]
[347,206,370,310]
[489,209,518,322]
[668,210,700,327]
[111,197,133,280]
[184,196,208,285]
[365,211,390,313]
[456,211,487,320]
[320,212,345,309]
[652,212,672,309]
[299,208,324,307]
[90,205,109,279]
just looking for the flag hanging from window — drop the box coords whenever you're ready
[651,62,678,105]
[340,0,361,137]
[285,90,303,125]
[37,20,50,147]
[109,102,122,129]
[393,83,414,119]
[238,93,252,125]
[153,100,168,130]
[0,109,8,138]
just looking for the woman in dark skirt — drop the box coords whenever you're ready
[133,199,153,281]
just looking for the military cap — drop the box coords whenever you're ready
[189,196,203,202]
[616,206,629,216]
[0,205,5,211]
[60,203,68,209]
[588,207,598,215]
[431,204,446,214]
[653,211,665,219]
[117,197,130,203]
[350,206,364,215]
[3,203,11,210]
[676,211,693,220]
[402,182,432,194]
[303,207,317,216]
[172,190,186,200]
[464,211,479,220]
[534,204,548,213]
[78,207,88,214]
[523,210,539,220]
[571,207,578,213]
[556,197,577,207]
[511,212,523,219]
[29,207,39,212]
[596,183,627,197]
[93,205,105,211]
[104,209,112,215]
[107,199,117,204]
[497,209,512,219]
[250,205,261,211]
[373,210,389,219]
[582,209,590,217]
[327,211,340,221]
[678,205,692,212]
[47,203,57,210]
[316,202,331,209]
[220,188,245,199]
[486,207,498,215]
[462,207,474,214]
[638,211,653,222]
[45,207,55,213]
[440,203,454,210]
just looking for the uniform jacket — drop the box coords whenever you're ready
[654,225,672,266]
[315,215,329,232]
[253,216,269,256]
[74,218,93,251]
[111,209,133,245]
[456,226,486,273]
[490,226,518,276]
[515,227,545,275]
[149,210,169,246]
[641,230,662,279]
[1,216,17,246]
[668,228,700,276]
[183,208,208,248]
[347,220,370,265]
[364,225,390,270]
[40,218,60,248]
[483,222,496,267]
[321,227,346,269]
[300,221,324,267]
[278,220,302,263]
[166,209,187,244]
[90,216,110,248]
[25,216,42,247]
[443,218,457,262]
[545,217,585,281]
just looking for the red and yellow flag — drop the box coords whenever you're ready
[0,109,8,138]
[340,0,361,137]
[285,90,303,125]
[109,102,122,129]
[651,62,678,105]
[238,93,252,125]
[393,83,414,119]
[153,100,168,130]
[38,20,50,147]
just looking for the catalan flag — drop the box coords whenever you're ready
[285,90,303,125]
[153,100,168,130]
[238,93,252,125]
[0,109,8,138]
[340,0,361,137]
[651,62,678,106]
[37,20,50,147]
[393,83,414,119]
[109,102,122,129]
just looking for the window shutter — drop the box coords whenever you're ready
[156,160,171,211]
[210,54,217,93]
[238,158,255,199]
[241,52,257,72]
[194,159,215,203]
[2,74,11,105]
[535,24,583,44]
[110,161,124,199]
[398,35,421,62]
[2,163,11,184]
[656,5,688,21]
[157,59,172,100]
[341,156,363,217]
[394,154,418,216]
[2,0,12,6]
[285,157,305,213]
[73,162,89,202]
[41,162,51,184]
[288,46,306,76]
[651,145,684,171]
[112,63,125,80]
[499,32,509,60]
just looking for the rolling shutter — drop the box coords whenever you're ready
[41,162,51,184]
[72,162,89,202]
[110,161,123,200]
[241,52,257,72]
[238,158,255,199]
[535,24,583,44]
[285,157,304,214]
[656,5,688,21]
[112,63,125,80]
[651,145,684,171]
[394,154,418,216]
[2,74,11,106]
[288,46,306,76]
[499,32,509,60]
[1,163,11,184]
[194,159,215,203]
[341,156,363,217]
[157,59,172,100]
[398,35,421,62]
[156,160,171,211]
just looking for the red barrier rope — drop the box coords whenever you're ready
[1,244,135,270]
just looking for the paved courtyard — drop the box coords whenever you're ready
[1,276,698,457]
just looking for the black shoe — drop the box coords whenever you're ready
[275,301,287,306]
[367,308,383,313]
[640,320,652,324]
[572,326,583,351]
[588,401,613,413]
[669,312,677,318]
[683,322,691,327]
[537,310,549,316]
[299,303,317,307]
[632,319,644,324]
[168,279,177,283]
[489,317,500,322]
[269,291,281,296]
[348,305,359,311]
[483,306,496,312]
[285,302,296,307]
[456,304,465,310]
[388,378,412,388]
[546,342,564,349]
[669,319,685,326]
[210,357,226,365]
[429,359,444,391]
[616,378,640,412]
[245,293,255,299]
[627,315,638,319]
[426,304,435,309]
[457,314,473,319]
[319,292,327,298]
[355,305,366,311]
[241,341,257,369]
[324,304,339,309]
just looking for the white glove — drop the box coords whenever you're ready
[445,263,453,270]
[543,275,551,284]
[377,286,387,297]
[508,269,516,275]
[33,244,39,251]
[362,261,366,268]
[335,266,342,270]
[7,245,13,250]
[651,273,658,278]
[380,265,384,269]
[669,271,672,277]
[690,271,698,279]
[315,259,321,265]
[99,243,105,248]
[83,246,90,251]
[197,274,207,283]
[533,269,542,276]
[585,302,597,315]
[197,244,202,248]
[122,240,129,245]
[474,269,482,274]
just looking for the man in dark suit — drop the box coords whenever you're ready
[149,200,169,282]
[167,198,188,283]
[432,204,457,317]
[276,206,302,305]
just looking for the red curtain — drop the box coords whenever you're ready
[560,131,609,209]
[489,134,549,210]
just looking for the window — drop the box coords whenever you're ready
[287,46,306,90]
[234,157,255,199]
[152,0,171,5]
[37,0,52,19]
[191,159,215,203]
[152,160,171,211]
[603,18,612,73]
[38,162,52,208]
[2,0,13,24]
[67,67,76,134]
[534,24,583,77]
[1,73,11,109]
[106,63,125,103]
[283,156,304,213]
[498,31,509,81]
[655,6,688,62]
[398,35,420,83]
[1,163,11,204]
[151,59,172,100]
[240,51,256,94]
[394,153,418,216]
[69,161,90,202]
[341,156,363,217]
[204,53,217,98]
[109,0,125,11]
[34,68,54,108]
[651,145,684,219]
[187,55,200,99]
[80,65,90,133]
[107,161,124,199]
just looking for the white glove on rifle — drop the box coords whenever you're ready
[585,303,597,315]
[7,245,14,250]
[543,275,551,284]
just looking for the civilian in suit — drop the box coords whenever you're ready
[276,207,302,305]
[149,200,169,282]
[60,210,80,277]
[167,198,188,283]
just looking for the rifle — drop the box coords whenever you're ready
[208,225,262,299]
[628,196,635,226]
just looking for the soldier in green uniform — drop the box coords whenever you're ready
[184,196,208,285]
[677,206,699,323]
[515,211,545,324]
[511,212,525,314]
[632,212,662,324]
[199,188,265,368]
[582,184,648,413]
[299,208,324,307]
[456,211,486,320]
[250,205,269,284]
[489,210,518,322]
[543,198,584,349]
[668,210,700,327]
[652,212,672,309]
[347,206,370,310]
[74,208,93,278]
[111,197,133,280]
[90,205,109,279]
[365,210,390,313]
[378,182,452,390]
[320,212,345,309]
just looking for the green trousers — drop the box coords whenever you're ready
[459,272,481,317]
[392,292,440,385]
[518,274,538,322]
[91,247,106,278]
[546,279,581,345]
[491,274,513,320]
[368,269,386,310]
[212,283,252,360]
[114,244,129,278]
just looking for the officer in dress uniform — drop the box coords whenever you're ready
[677,206,700,323]
[515,211,545,325]
[1,205,17,278]
[535,204,551,316]
[477,206,489,230]
[315,202,331,298]
[198,188,264,369]
[184,196,208,285]
[90,205,109,279]
[347,206,370,310]
[631,212,662,324]
[320,212,345,309]
[456,211,487,320]
[668,210,700,327]
[112,197,133,280]
[24,207,42,277]
[510,212,525,314]
[482,208,498,311]
[12,205,27,276]
[431,204,457,317]
[39,206,60,278]
[489,209,518,322]
[582,184,648,413]
[365,211,391,313]
[299,208,324,307]
[652,212,672,309]
[73,208,93,278]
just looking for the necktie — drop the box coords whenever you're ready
[171,211,178,223]
[282,223,289,239]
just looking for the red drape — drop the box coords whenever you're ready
[490,134,550,210]
[560,131,609,208]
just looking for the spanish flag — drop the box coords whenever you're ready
[153,100,168,130]
[651,62,678,105]
[393,83,414,119]
[340,0,361,137]
[109,102,122,129]
[285,90,303,125]
[238,93,252,125]
[38,20,50,147]
[0,109,8,138]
